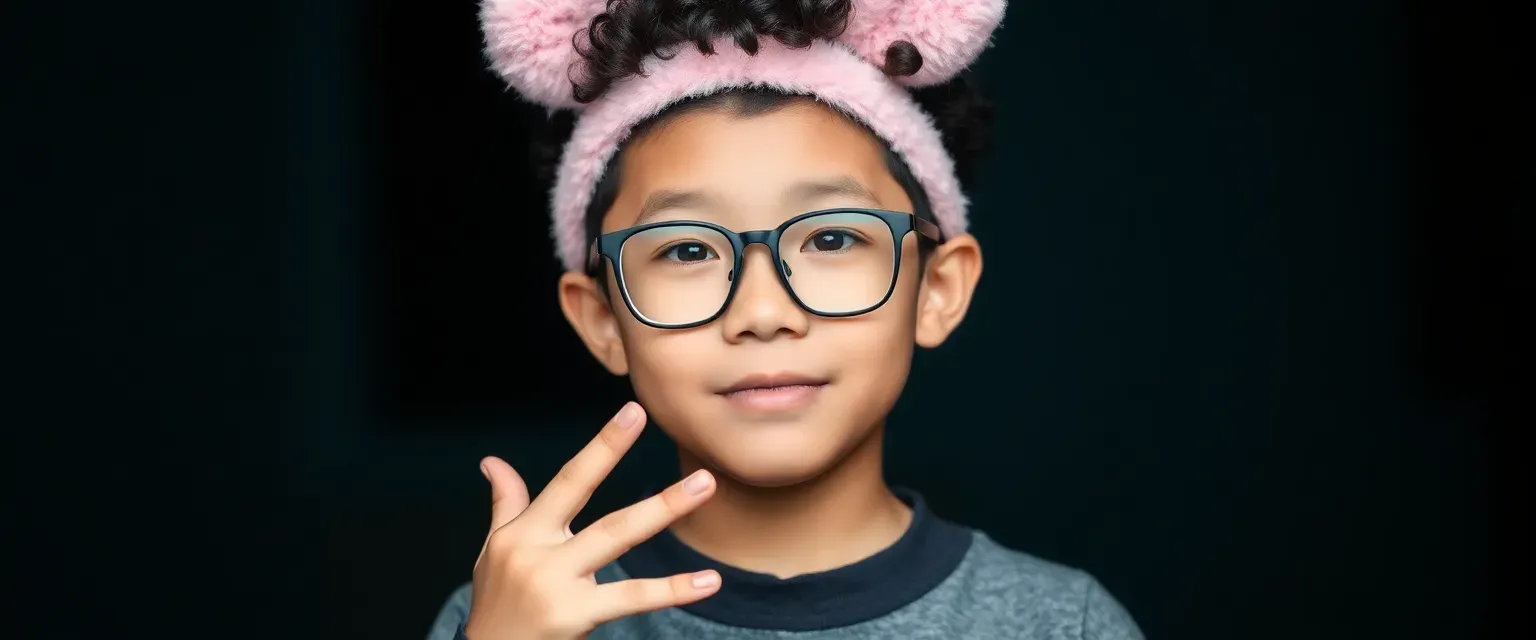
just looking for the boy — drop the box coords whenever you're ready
[429,1,1142,638]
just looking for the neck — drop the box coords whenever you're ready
[668,424,913,579]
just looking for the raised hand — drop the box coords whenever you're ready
[464,403,720,640]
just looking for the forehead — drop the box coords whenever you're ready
[601,101,911,233]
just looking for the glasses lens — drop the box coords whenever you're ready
[779,211,897,314]
[619,224,736,326]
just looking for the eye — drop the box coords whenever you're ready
[802,229,861,253]
[660,241,718,263]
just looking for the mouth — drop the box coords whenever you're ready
[716,372,830,412]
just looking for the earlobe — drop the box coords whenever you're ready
[914,234,983,348]
[557,270,630,375]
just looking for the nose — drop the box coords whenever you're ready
[718,244,810,343]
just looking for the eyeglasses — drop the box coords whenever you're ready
[588,208,942,329]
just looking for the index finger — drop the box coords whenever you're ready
[523,402,645,526]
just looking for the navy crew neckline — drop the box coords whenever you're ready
[616,487,973,631]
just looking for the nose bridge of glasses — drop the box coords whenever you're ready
[738,229,775,246]
[729,229,785,280]
[725,247,803,330]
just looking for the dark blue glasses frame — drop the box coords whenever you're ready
[587,208,943,329]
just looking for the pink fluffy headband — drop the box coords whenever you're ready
[481,0,1008,271]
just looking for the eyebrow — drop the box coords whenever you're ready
[785,176,881,207]
[632,176,881,226]
[634,189,719,226]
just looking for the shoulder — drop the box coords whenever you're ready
[952,532,1144,640]
[425,582,473,640]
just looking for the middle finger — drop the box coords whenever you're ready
[523,402,646,526]
[558,468,716,574]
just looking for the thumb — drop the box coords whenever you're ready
[481,456,530,533]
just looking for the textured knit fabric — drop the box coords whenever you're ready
[426,492,1143,640]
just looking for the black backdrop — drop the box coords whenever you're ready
[14,0,1525,638]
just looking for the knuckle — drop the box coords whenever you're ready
[658,486,689,516]
[598,509,633,539]
[596,424,627,454]
[486,527,517,554]
[626,578,667,605]
[552,460,583,489]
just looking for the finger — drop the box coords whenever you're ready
[524,402,645,525]
[588,571,721,623]
[482,456,530,533]
[560,469,715,573]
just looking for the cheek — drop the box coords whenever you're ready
[833,253,923,388]
[616,323,715,419]
[828,301,917,382]
[864,243,924,341]
[628,333,712,379]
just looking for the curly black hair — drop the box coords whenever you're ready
[572,0,926,103]
[527,0,996,247]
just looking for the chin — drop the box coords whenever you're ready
[713,455,836,488]
[691,428,859,488]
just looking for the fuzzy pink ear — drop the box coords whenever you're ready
[481,0,607,110]
[840,0,1007,87]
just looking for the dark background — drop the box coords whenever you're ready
[12,0,1525,638]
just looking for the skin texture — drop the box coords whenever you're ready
[555,99,983,577]
[468,404,725,640]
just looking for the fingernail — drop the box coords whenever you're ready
[683,470,713,495]
[479,462,489,480]
[615,402,641,429]
[691,571,719,589]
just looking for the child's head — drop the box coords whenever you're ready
[486,0,1001,486]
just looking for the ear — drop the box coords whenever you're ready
[914,233,983,348]
[840,0,1008,87]
[480,0,608,109]
[558,269,630,375]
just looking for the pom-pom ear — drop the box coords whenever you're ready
[481,0,607,110]
[839,0,1007,87]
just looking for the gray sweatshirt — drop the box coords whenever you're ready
[427,491,1143,639]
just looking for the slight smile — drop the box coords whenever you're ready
[716,373,830,412]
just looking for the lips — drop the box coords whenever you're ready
[718,372,830,395]
[717,372,830,412]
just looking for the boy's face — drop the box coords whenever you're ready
[559,101,981,487]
